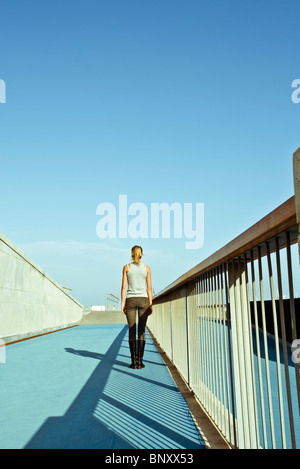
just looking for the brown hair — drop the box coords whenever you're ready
[131,245,143,264]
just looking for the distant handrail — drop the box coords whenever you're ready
[154,196,297,300]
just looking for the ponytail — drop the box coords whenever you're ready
[131,245,143,264]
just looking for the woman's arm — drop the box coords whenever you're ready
[121,265,128,314]
[146,265,153,315]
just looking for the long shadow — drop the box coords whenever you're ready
[65,347,166,369]
[24,326,203,449]
[24,326,132,449]
[65,349,177,392]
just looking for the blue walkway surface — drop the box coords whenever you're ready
[0,325,205,449]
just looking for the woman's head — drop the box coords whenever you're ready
[131,245,143,264]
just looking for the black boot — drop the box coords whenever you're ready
[137,340,146,369]
[129,340,137,369]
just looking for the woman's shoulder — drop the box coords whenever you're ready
[123,263,131,272]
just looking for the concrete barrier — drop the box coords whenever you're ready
[0,232,83,344]
[80,310,127,325]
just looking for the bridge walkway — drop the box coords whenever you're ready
[0,312,227,449]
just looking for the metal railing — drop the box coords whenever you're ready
[147,149,300,449]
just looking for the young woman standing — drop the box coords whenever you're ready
[121,246,152,369]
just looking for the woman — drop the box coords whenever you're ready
[121,245,152,369]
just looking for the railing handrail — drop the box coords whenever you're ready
[154,196,296,301]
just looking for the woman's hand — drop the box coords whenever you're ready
[121,303,126,314]
[148,304,153,315]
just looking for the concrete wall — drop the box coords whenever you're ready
[0,232,83,344]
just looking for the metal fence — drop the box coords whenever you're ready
[147,149,300,449]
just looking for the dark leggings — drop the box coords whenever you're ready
[125,296,150,341]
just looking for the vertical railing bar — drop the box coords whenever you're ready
[203,274,209,409]
[202,274,209,412]
[187,284,191,386]
[243,252,260,448]
[217,265,226,438]
[217,267,225,432]
[207,270,214,420]
[157,302,160,341]
[266,242,286,448]
[161,299,164,349]
[237,256,250,447]
[190,280,198,392]
[194,280,199,391]
[196,279,201,396]
[170,297,172,359]
[201,275,206,403]
[198,277,203,399]
[217,268,223,429]
[258,245,276,448]
[158,303,165,345]
[196,278,199,398]
[230,259,246,447]
[169,294,174,366]
[185,285,191,387]
[189,282,195,390]
[169,296,172,355]
[285,230,300,414]
[160,301,162,345]
[170,296,174,363]
[205,272,211,414]
[216,267,223,432]
[204,273,210,411]
[210,269,217,421]
[211,270,217,422]
[196,277,202,399]
[220,264,232,444]
[250,249,267,448]
[200,276,204,400]
[198,276,204,402]
[213,268,221,428]
[156,302,159,341]
[211,269,218,424]
[200,277,205,406]
[205,272,211,418]
[275,237,296,449]
[225,262,237,448]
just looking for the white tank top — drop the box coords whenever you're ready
[126,262,148,298]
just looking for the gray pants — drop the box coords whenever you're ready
[125,296,150,341]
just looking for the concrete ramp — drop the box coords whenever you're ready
[0,231,83,344]
[80,310,127,325]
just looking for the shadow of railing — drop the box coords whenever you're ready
[24,326,204,449]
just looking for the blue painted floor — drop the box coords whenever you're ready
[0,325,205,449]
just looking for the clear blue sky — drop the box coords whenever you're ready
[0,0,299,305]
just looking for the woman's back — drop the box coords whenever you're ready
[126,262,148,298]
